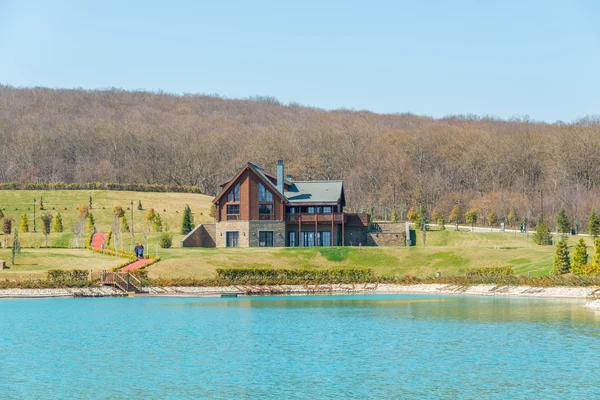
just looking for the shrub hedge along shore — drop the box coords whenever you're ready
[0,182,203,194]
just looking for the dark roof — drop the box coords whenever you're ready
[285,181,344,204]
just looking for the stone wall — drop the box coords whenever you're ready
[180,224,217,247]
[216,221,250,247]
[366,222,406,247]
[344,226,370,246]
[248,221,286,247]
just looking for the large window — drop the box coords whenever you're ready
[259,204,273,220]
[258,183,273,202]
[259,231,274,247]
[227,183,240,202]
[288,231,297,247]
[226,232,239,247]
[319,231,332,247]
[227,204,240,220]
[302,232,316,247]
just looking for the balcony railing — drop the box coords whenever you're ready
[286,213,346,223]
[259,214,273,220]
[227,214,239,220]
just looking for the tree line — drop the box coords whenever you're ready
[1,85,600,229]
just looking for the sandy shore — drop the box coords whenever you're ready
[3,283,600,301]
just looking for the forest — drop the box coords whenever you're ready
[1,84,599,228]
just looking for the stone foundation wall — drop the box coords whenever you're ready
[216,221,250,247]
[248,221,286,247]
[180,224,217,247]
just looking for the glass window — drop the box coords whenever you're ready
[319,231,332,247]
[323,206,332,214]
[307,207,315,214]
[258,183,273,202]
[226,232,239,247]
[288,207,295,214]
[227,204,239,215]
[259,204,273,220]
[227,183,240,202]
[259,231,274,247]
[302,232,315,247]
[288,231,297,247]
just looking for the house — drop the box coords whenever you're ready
[181,160,372,247]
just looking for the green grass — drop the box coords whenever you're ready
[0,248,122,279]
[147,229,579,279]
[0,189,214,247]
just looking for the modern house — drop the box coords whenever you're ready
[182,160,372,247]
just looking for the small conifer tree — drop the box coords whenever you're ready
[507,208,517,226]
[391,209,399,222]
[588,209,600,238]
[19,214,29,233]
[556,207,570,235]
[572,238,588,270]
[12,228,20,265]
[592,238,600,267]
[437,216,446,230]
[533,220,552,245]
[39,197,44,210]
[487,210,498,230]
[551,240,570,275]
[89,196,93,209]
[146,208,156,224]
[209,204,217,220]
[138,200,143,210]
[181,205,194,235]
[120,215,129,233]
[152,213,163,232]
[407,206,417,222]
[465,209,478,231]
[450,205,462,224]
[53,212,64,233]
[3,218,13,248]
[85,213,96,233]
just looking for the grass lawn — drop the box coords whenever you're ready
[148,230,586,279]
[0,248,122,280]
[0,190,214,247]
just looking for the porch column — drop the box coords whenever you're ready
[342,213,345,246]
[299,217,302,247]
[315,213,318,246]
[331,215,334,246]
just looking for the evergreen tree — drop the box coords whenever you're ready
[415,205,428,231]
[12,228,20,265]
[89,196,93,209]
[181,205,194,234]
[120,215,129,233]
[209,204,217,219]
[53,212,64,233]
[465,209,478,231]
[431,208,441,222]
[593,238,600,267]
[85,213,96,233]
[146,208,156,224]
[449,205,462,224]
[41,214,53,247]
[407,206,417,222]
[3,218,12,248]
[588,209,600,238]
[551,240,571,275]
[0,209,4,219]
[106,230,112,246]
[556,207,570,235]
[39,197,44,210]
[390,209,398,222]
[138,200,143,210]
[507,208,517,226]
[572,238,588,270]
[19,214,29,233]
[152,213,163,232]
[437,216,446,230]
[533,220,552,245]
[487,210,498,230]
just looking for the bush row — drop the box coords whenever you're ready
[0,182,203,194]
[216,267,376,284]
[464,266,514,278]
[47,269,90,283]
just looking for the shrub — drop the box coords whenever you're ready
[551,240,570,275]
[119,215,129,232]
[152,213,163,232]
[572,263,600,277]
[77,204,90,219]
[137,200,143,210]
[449,205,461,224]
[465,209,478,228]
[572,238,588,270]
[113,205,125,218]
[437,217,446,230]
[47,269,89,283]
[0,182,203,194]
[106,230,112,246]
[209,204,217,220]
[19,214,29,232]
[465,267,513,278]
[390,209,398,222]
[216,268,375,285]
[159,232,173,248]
[53,212,64,232]
[146,208,156,223]
[533,220,552,245]
[407,206,417,222]
[85,213,96,233]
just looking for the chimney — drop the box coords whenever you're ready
[286,174,293,182]
[276,160,284,194]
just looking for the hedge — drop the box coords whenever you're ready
[216,267,375,284]
[0,182,203,194]
[465,266,513,278]
[47,269,90,283]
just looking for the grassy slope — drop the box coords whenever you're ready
[0,190,214,247]
[0,248,122,279]
[149,230,586,279]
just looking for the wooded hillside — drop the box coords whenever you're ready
[1,84,599,226]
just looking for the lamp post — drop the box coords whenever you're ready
[33,198,37,232]
[130,200,134,237]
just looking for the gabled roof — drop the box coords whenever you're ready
[213,162,288,204]
[285,181,345,205]
[218,162,292,188]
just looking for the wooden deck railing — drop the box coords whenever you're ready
[100,271,144,293]
[286,213,346,223]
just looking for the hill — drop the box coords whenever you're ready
[1,85,600,229]
[0,189,213,248]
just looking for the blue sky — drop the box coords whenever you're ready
[1,0,599,122]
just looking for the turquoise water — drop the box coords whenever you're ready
[1,294,600,399]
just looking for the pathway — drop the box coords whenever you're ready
[91,233,154,271]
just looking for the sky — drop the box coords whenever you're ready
[1,0,599,122]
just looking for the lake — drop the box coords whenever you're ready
[1,294,600,399]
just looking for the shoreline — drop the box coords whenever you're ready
[2,283,600,303]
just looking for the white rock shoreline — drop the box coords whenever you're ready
[2,283,600,303]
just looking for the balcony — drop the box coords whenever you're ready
[227,214,240,221]
[286,213,346,224]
